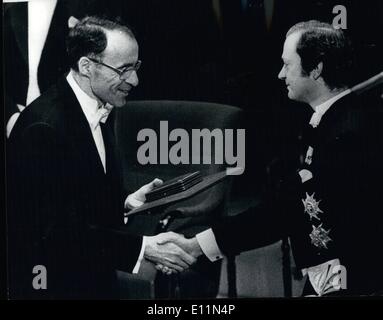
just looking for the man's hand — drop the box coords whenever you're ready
[151,232,204,275]
[125,178,163,209]
[144,232,197,274]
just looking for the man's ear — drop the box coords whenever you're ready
[78,57,92,78]
[311,61,323,80]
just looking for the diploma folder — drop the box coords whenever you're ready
[125,168,239,217]
[145,171,202,202]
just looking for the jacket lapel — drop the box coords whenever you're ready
[56,77,108,177]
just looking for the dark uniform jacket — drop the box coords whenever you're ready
[212,93,383,295]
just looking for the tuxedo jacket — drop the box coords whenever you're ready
[7,77,142,299]
[212,93,383,295]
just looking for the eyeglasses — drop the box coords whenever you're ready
[88,57,141,80]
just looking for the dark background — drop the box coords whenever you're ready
[111,0,383,196]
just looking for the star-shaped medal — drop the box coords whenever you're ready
[309,223,332,249]
[302,192,323,221]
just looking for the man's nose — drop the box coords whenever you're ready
[125,71,139,87]
[278,67,285,80]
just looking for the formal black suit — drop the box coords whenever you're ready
[7,76,142,299]
[212,93,383,295]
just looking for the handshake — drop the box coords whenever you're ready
[125,178,205,275]
[144,232,203,275]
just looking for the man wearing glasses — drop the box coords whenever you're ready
[7,16,195,299]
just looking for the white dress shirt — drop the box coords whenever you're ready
[66,71,145,273]
[196,89,352,295]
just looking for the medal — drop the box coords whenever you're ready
[309,223,332,249]
[302,192,323,221]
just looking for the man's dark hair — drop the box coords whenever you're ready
[287,20,353,89]
[66,16,136,71]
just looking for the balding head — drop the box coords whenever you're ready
[66,16,136,72]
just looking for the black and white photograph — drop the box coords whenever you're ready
[3,0,383,305]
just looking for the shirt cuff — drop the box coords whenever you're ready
[196,229,224,262]
[301,258,342,296]
[132,236,146,273]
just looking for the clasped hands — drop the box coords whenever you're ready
[145,232,203,275]
[125,178,203,275]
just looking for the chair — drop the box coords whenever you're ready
[114,100,243,299]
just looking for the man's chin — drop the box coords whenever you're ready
[114,99,129,108]
[113,102,126,108]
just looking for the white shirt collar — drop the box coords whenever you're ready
[66,70,101,125]
[309,89,351,128]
